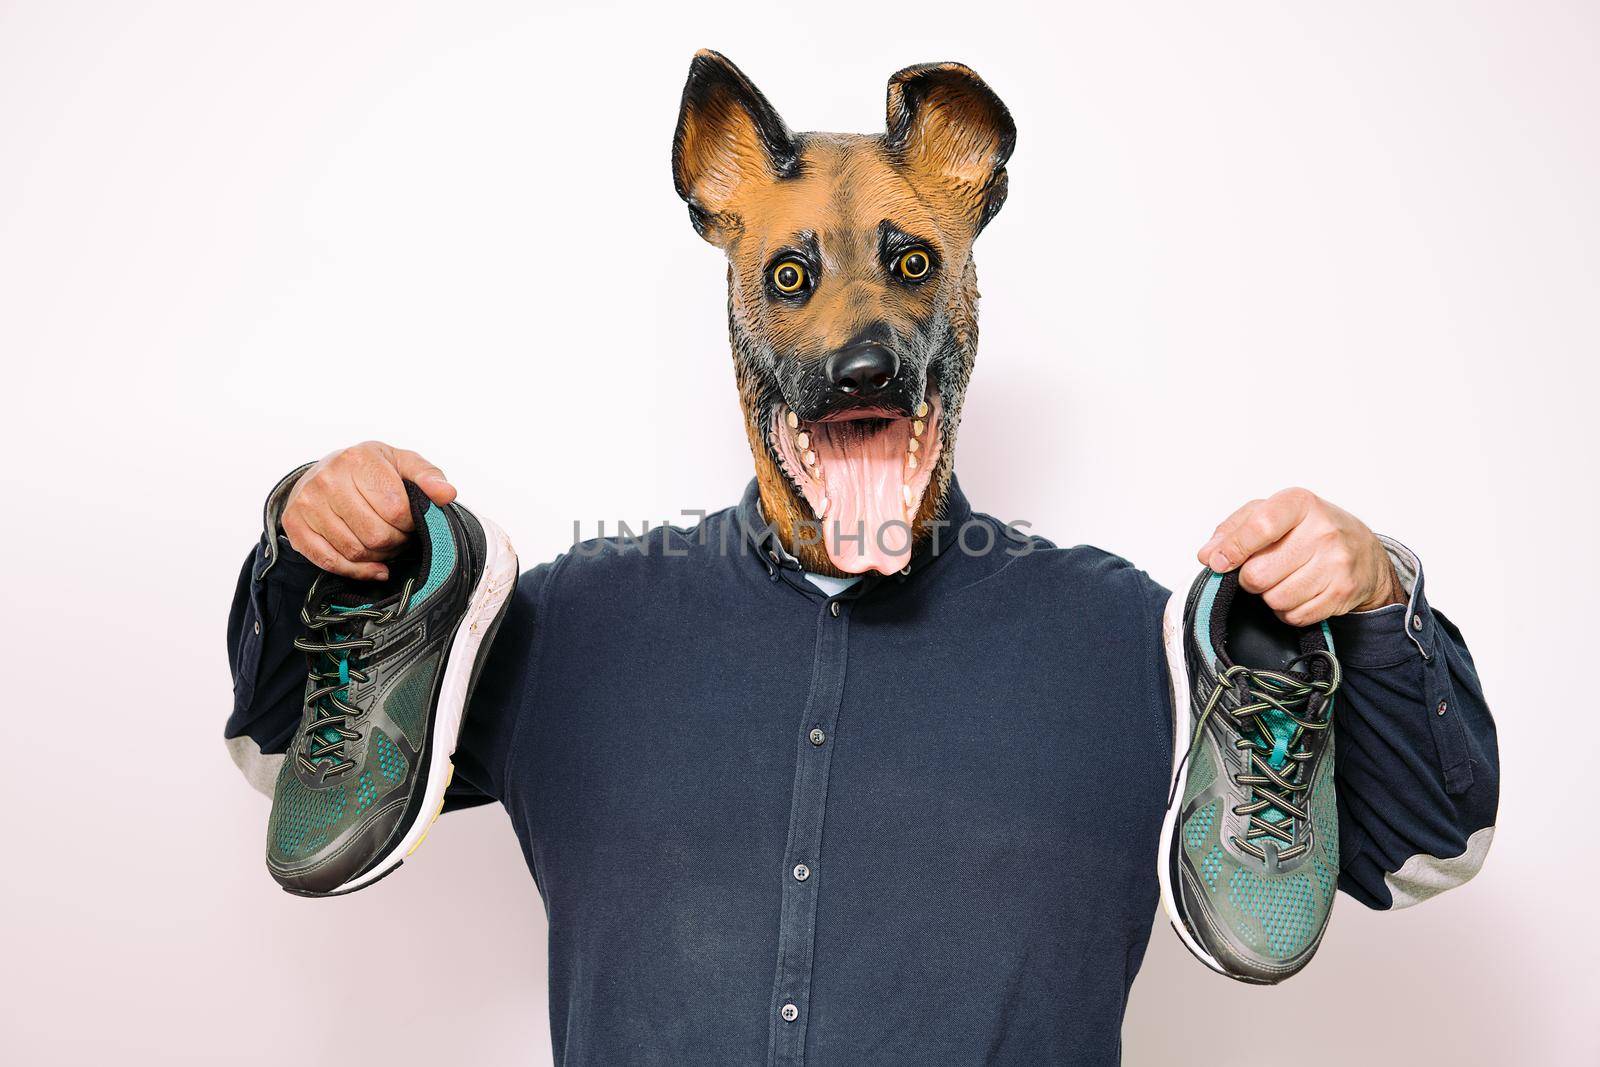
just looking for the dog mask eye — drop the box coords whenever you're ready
[896,249,932,281]
[771,260,808,294]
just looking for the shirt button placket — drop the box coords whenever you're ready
[766,595,853,1065]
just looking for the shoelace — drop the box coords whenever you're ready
[1186,650,1341,862]
[292,575,415,775]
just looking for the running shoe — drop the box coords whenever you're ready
[266,483,518,896]
[1157,568,1343,983]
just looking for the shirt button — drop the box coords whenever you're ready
[793,863,811,882]
[253,620,261,635]
[1437,700,1448,716]
[780,1003,799,1022]
[830,601,841,617]
[1411,613,1423,631]
[809,728,826,747]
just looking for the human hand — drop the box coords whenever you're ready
[282,441,456,580]
[1197,488,1403,626]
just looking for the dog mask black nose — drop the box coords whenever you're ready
[825,342,900,396]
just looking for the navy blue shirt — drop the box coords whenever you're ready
[226,478,1499,1065]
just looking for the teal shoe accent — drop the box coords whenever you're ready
[409,504,456,610]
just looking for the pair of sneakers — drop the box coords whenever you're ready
[264,484,519,896]
[261,495,1343,987]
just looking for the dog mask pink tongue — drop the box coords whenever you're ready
[815,419,916,574]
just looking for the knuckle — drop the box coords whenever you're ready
[327,528,359,555]
[380,496,410,525]
[1279,486,1315,506]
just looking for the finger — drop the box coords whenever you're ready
[349,450,416,534]
[1207,488,1315,573]
[1197,500,1261,565]
[286,520,390,581]
[392,449,456,505]
[1278,580,1346,628]
[328,469,410,552]
[1237,525,1318,594]
[1259,555,1330,618]
[305,507,379,564]
[331,492,410,558]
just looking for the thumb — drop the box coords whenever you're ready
[392,449,457,506]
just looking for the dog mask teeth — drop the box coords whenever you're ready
[769,394,941,574]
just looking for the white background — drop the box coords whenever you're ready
[2,2,1595,1064]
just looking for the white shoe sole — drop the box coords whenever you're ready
[1155,584,1230,977]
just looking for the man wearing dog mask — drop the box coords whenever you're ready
[223,52,1498,1065]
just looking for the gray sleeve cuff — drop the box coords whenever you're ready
[257,461,315,579]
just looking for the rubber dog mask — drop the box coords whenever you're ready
[672,50,1016,576]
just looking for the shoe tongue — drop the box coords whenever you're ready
[813,419,915,573]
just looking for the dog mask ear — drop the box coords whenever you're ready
[672,50,800,245]
[884,63,1016,234]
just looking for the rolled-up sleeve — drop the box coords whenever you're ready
[1326,536,1500,910]
[223,463,319,795]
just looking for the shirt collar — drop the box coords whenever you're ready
[735,476,973,584]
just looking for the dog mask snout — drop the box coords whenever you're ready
[826,341,899,397]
